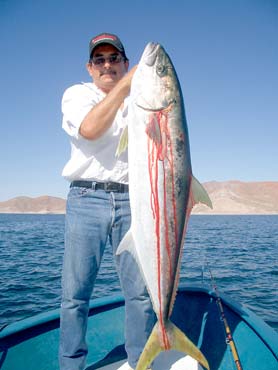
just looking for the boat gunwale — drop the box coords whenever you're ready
[179,285,278,360]
[0,296,124,349]
[0,285,277,360]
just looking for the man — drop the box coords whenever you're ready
[59,33,155,370]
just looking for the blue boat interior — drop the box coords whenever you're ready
[0,285,277,370]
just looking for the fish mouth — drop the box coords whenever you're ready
[142,42,160,66]
[135,99,175,112]
[134,42,175,111]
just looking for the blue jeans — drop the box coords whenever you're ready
[59,186,155,370]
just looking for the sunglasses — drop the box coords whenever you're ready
[91,54,125,66]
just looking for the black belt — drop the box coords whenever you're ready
[70,180,129,193]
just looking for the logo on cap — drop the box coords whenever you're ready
[92,34,117,44]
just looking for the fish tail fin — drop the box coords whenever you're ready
[168,321,210,369]
[135,322,162,370]
[135,321,210,370]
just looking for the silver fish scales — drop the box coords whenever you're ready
[117,42,212,370]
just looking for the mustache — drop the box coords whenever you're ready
[100,70,117,77]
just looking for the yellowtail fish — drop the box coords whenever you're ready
[117,42,212,370]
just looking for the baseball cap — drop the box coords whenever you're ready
[89,33,128,60]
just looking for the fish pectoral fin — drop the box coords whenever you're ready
[116,229,136,256]
[135,321,210,370]
[146,113,169,161]
[191,176,213,209]
[146,114,162,145]
[115,125,128,157]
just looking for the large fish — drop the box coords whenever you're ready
[117,42,212,370]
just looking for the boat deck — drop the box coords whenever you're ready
[1,286,277,370]
[92,352,201,369]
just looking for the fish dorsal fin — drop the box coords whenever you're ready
[115,125,128,157]
[191,176,213,209]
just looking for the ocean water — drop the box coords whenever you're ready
[0,214,277,332]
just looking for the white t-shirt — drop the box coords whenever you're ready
[61,82,129,184]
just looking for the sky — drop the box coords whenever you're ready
[0,0,277,201]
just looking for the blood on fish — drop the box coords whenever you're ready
[146,109,179,349]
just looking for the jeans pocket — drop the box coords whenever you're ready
[68,187,90,199]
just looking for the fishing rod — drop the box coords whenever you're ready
[208,267,243,370]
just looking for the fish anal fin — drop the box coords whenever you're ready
[191,176,213,209]
[116,230,152,303]
[116,229,135,256]
[136,321,210,370]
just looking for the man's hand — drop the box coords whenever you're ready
[79,65,137,140]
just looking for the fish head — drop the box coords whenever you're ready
[131,42,181,112]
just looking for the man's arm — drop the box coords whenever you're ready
[79,67,136,140]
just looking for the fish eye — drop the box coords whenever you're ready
[156,64,166,76]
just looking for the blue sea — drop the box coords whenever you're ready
[0,214,277,332]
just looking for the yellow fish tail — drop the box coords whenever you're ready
[135,321,210,370]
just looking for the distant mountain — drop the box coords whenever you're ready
[192,181,278,214]
[0,181,277,215]
[0,196,66,214]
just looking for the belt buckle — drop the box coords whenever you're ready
[104,182,119,192]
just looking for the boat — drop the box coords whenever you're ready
[0,285,277,370]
